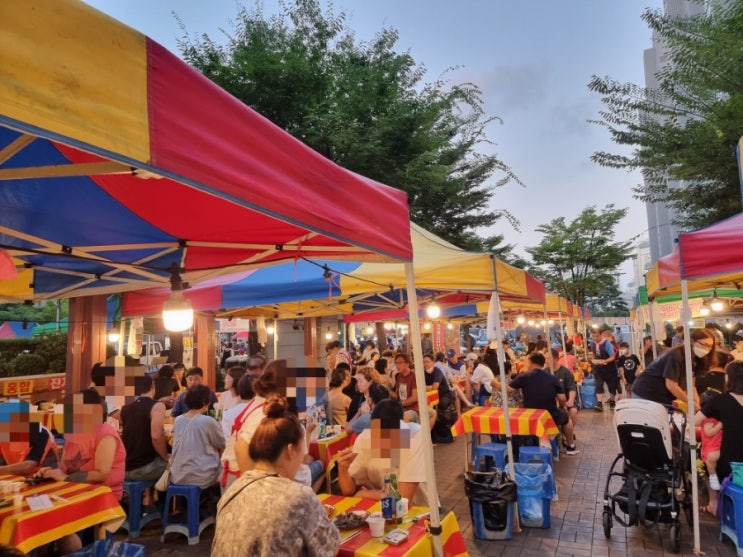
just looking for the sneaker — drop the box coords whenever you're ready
[594,403,604,412]
[709,474,721,491]
[609,399,616,409]
[566,445,580,455]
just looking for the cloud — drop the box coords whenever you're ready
[452,62,551,113]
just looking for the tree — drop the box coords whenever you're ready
[177,0,521,251]
[525,205,634,307]
[587,280,630,316]
[588,2,743,230]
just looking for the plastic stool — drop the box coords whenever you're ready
[518,446,557,501]
[121,480,160,539]
[720,481,743,556]
[474,442,508,472]
[160,484,215,545]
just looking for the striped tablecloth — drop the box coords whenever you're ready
[426,390,439,409]
[309,432,352,465]
[451,407,559,442]
[0,474,125,553]
[319,494,467,557]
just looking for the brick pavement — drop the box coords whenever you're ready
[117,408,737,556]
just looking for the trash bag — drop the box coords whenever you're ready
[514,462,554,526]
[66,539,147,557]
[580,374,597,409]
[465,470,517,533]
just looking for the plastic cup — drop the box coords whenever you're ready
[12,494,23,507]
[366,515,385,538]
[396,497,409,518]
[333,425,342,435]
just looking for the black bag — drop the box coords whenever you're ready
[464,471,517,531]
[437,402,458,428]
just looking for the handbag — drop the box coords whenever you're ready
[155,417,195,491]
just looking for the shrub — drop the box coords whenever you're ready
[10,353,47,377]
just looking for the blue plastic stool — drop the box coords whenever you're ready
[121,480,160,539]
[160,484,215,545]
[519,446,557,501]
[720,481,743,556]
[474,442,508,472]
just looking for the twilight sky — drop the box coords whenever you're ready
[84,0,664,287]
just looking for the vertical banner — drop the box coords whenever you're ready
[433,322,446,351]
[486,293,498,340]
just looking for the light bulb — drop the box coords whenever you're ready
[423,322,432,330]
[447,323,454,330]
[107,332,120,343]
[699,306,710,317]
[527,320,535,327]
[711,298,724,312]
[426,304,441,319]
[266,325,275,335]
[162,291,193,332]
[516,316,525,324]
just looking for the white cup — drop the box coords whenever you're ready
[366,515,385,537]
[396,497,409,517]
[333,425,342,435]
[12,494,23,507]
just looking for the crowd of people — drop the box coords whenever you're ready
[4,324,743,554]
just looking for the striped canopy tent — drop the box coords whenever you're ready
[121,223,546,319]
[643,212,743,554]
[0,0,412,303]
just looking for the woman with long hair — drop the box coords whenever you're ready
[220,365,247,412]
[632,328,717,412]
[212,396,340,556]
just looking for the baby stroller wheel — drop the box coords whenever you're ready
[669,522,681,553]
[602,509,612,538]
[683,499,694,527]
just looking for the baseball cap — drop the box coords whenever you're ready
[446,348,456,358]
[465,352,478,361]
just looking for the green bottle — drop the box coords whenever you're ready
[390,472,402,524]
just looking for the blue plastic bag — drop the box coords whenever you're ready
[580,375,596,409]
[514,462,554,527]
[67,539,146,557]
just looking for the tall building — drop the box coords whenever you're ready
[642,0,707,263]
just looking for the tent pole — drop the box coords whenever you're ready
[404,262,443,557]
[488,256,520,531]
[648,298,659,361]
[681,280,701,554]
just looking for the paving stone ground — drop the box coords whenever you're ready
[118,407,737,556]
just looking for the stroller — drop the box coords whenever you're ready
[602,398,693,552]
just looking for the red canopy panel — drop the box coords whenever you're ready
[677,212,743,280]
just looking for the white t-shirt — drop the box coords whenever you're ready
[471,363,495,393]
[221,401,248,438]
[348,421,428,506]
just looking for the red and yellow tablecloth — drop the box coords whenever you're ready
[318,494,467,557]
[30,410,64,432]
[426,390,439,409]
[451,407,559,442]
[0,475,125,553]
[309,433,352,465]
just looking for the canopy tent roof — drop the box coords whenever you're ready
[0,321,35,339]
[646,212,743,298]
[0,0,411,303]
[122,223,545,319]
[495,293,583,319]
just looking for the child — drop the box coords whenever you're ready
[701,413,723,492]
[616,342,642,397]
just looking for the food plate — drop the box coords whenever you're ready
[333,510,370,530]
[323,504,335,518]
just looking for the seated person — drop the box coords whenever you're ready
[120,374,169,481]
[0,400,58,476]
[153,364,180,408]
[38,389,126,554]
[345,383,390,435]
[336,399,427,505]
[509,352,569,433]
[170,367,218,418]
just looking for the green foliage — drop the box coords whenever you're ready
[525,205,634,307]
[0,333,67,377]
[177,0,521,252]
[588,281,630,316]
[589,2,743,229]
[10,353,46,377]
[0,301,68,326]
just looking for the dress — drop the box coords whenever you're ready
[700,418,722,463]
[170,413,225,489]
[348,421,428,506]
[62,423,126,500]
[700,393,743,479]
[212,470,340,557]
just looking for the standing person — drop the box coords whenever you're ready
[325,340,352,373]
[392,353,420,421]
[616,342,642,397]
[695,361,743,516]
[590,330,619,411]
[509,353,571,449]
[212,396,340,557]
[671,326,684,347]
[170,367,219,418]
[421,333,433,355]
[119,375,169,482]
[466,352,495,406]
[633,328,717,412]
[549,349,579,454]
[698,387,723,507]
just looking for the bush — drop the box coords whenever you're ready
[0,332,67,377]
[10,353,47,377]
